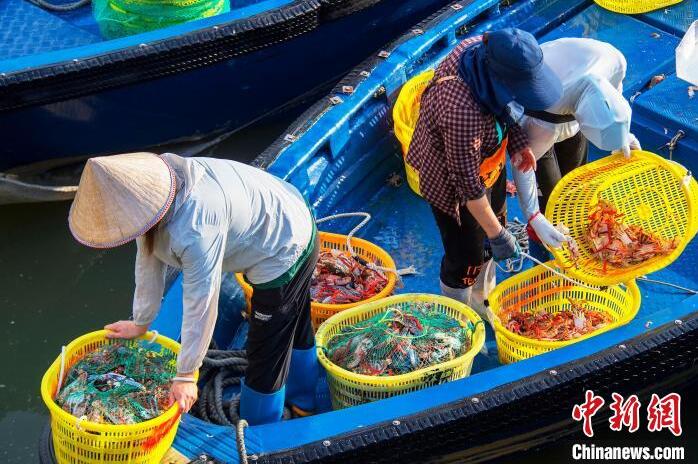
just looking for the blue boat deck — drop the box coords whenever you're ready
[0,0,296,66]
[142,1,698,462]
[0,0,100,61]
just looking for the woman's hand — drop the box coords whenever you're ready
[104,320,148,339]
[170,378,198,413]
[511,147,537,173]
[528,212,567,249]
[614,133,642,159]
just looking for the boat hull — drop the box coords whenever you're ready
[0,0,452,172]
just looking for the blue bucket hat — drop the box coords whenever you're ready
[485,28,562,110]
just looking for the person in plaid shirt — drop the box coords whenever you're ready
[406,28,563,314]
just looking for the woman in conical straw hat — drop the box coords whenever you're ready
[69,152,320,425]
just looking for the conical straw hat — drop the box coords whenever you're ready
[68,152,175,248]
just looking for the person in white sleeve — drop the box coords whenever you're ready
[510,37,642,249]
[67,152,319,426]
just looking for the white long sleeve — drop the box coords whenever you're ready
[512,165,540,221]
[132,236,167,326]
[174,226,226,375]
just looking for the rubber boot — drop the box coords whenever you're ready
[470,261,496,321]
[440,280,472,305]
[286,347,319,417]
[239,380,286,426]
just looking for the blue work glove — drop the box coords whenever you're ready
[489,227,521,261]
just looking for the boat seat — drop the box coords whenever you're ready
[540,4,680,96]
[641,0,697,36]
[0,0,99,62]
[635,74,698,142]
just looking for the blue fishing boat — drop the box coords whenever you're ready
[40,0,698,462]
[0,0,454,177]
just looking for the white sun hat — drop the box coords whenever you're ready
[68,152,176,248]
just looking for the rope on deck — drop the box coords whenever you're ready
[316,212,418,285]
[236,419,249,464]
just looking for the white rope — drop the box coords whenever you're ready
[55,345,67,397]
[492,218,599,290]
[316,212,372,256]
[520,252,599,290]
[148,330,159,343]
[236,419,249,464]
[638,276,698,294]
[315,212,417,282]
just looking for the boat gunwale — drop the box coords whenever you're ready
[0,0,398,111]
[259,310,698,463]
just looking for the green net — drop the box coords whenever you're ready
[323,302,479,376]
[55,341,177,424]
[93,0,230,39]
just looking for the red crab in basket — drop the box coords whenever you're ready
[310,250,388,304]
[504,298,612,341]
[585,200,677,272]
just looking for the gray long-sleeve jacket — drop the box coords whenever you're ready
[132,153,313,374]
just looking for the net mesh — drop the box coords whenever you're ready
[323,302,478,376]
[93,0,230,39]
[55,341,176,424]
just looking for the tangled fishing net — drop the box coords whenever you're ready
[311,250,388,304]
[93,0,230,39]
[323,302,478,376]
[586,200,677,271]
[503,298,612,341]
[55,342,176,424]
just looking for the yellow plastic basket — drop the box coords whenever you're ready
[546,150,698,287]
[236,231,397,330]
[40,330,190,464]
[392,69,434,196]
[488,264,641,364]
[593,0,683,14]
[316,293,486,409]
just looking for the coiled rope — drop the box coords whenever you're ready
[193,349,248,426]
[192,348,291,426]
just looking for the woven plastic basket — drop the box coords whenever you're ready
[392,69,434,196]
[546,150,698,287]
[236,231,397,330]
[487,264,641,364]
[316,293,485,409]
[593,0,682,14]
[40,330,191,464]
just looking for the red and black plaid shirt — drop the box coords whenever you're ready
[405,36,528,220]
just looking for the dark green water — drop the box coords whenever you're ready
[0,200,136,463]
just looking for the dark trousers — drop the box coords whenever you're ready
[245,238,319,394]
[431,171,507,289]
[535,131,589,214]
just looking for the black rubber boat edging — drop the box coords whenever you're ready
[0,0,397,112]
[319,0,383,21]
[260,312,698,463]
